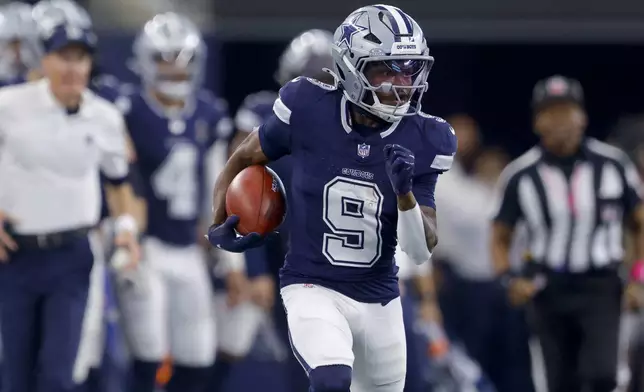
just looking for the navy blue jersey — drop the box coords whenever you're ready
[259,77,457,303]
[123,88,233,246]
[91,74,123,103]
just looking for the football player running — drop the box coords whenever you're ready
[115,12,234,392]
[208,4,456,392]
[207,28,335,392]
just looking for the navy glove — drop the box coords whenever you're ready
[206,215,264,253]
[384,144,415,195]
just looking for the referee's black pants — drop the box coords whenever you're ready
[530,269,623,392]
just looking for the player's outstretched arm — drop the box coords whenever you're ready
[211,130,270,225]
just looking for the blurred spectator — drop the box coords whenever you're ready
[445,113,481,173]
[435,115,535,392]
[474,147,510,187]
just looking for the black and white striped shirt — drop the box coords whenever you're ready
[492,138,643,273]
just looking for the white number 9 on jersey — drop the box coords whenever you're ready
[323,177,384,268]
[152,143,199,220]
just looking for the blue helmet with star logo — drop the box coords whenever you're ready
[331,4,433,123]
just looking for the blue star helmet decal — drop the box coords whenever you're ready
[338,11,367,48]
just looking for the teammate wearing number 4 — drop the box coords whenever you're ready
[208,4,456,391]
[115,13,234,392]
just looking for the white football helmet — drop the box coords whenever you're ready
[0,2,39,80]
[275,29,334,86]
[132,12,206,101]
[331,4,434,122]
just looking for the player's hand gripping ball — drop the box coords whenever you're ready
[384,144,415,195]
[207,165,286,253]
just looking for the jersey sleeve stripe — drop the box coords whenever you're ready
[430,154,454,171]
[273,97,292,125]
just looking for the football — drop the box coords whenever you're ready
[225,165,286,236]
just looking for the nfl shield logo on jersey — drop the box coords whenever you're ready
[357,143,370,158]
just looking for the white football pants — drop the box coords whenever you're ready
[281,284,406,392]
[117,237,216,366]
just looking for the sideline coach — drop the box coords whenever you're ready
[0,21,140,392]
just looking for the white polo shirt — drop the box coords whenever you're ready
[0,79,129,234]
[434,161,498,280]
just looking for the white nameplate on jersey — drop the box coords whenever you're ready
[391,42,421,55]
[430,154,454,171]
[357,143,371,158]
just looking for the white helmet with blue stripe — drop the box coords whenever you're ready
[275,29,334,86]
[32,0,92,31]
[0,2,40,80]
[132,12,206,101]
[331,4,434,123]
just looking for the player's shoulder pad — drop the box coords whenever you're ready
[240,90,278,111]
[197,89,230,115]
[93,74,120,89]
[276,76,336,124]
[417,112,458,171]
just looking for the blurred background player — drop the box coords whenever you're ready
[114,12,234,392]
[0,2,40,87]
[209,28,335,392]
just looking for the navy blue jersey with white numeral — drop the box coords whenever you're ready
[258,77,457,304]
[122,88,233,246]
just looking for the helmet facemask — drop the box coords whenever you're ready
[149,48,202,100]
[347,54,433,122]
[132,13,206,103]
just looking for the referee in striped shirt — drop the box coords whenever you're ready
[490,75,644,392]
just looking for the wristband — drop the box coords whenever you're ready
[630,260,644,283]
[115,214,138,235]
